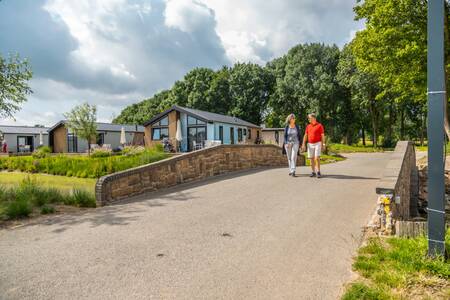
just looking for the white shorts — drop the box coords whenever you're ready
[307,142,322,158]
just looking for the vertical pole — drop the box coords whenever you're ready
[427,0,446,257]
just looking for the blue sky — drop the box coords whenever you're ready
[0,0,363,126]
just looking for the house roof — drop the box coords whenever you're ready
[144,105,261,128]
[48,121,144,133]
[0,125,49,135]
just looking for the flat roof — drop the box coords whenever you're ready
[48,121,144,133]
[0,125,49,135]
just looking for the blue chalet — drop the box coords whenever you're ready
[143,105,262,152]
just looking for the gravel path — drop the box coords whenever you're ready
[0,153,391,300]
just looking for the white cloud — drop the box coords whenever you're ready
[0,0,363,126]
[164,0,214,33]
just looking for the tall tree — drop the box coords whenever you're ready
[337,44,381,146]
[352,0,450,139]
[64,103,97,156]
[228,63,273,125]
[0,53,32,118]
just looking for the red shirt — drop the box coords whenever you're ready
[306,122,324,143]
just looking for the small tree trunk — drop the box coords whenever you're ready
[362,126,366,146]
[369,99,378,147]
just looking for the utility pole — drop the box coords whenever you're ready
[427,0,447,257]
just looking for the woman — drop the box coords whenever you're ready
[283,113,302,176]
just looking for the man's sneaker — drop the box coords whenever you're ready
[292,171,296,177]
[310,172,316,177]
[317,172,322,178]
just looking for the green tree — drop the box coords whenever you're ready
[228,62,273,125]
[337,44,381,146]
[0,54,32,118]
[267,44,345,141]
[64,103,97,156]
[113,90,171,125]
[352,0,450,140]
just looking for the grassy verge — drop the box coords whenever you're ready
[0,177,96,221]
[342,230,450,300]
[415,142,450,154]
[0,172,95,193]
[0,147,168,179]
[303,154,346,166]
[328,143,391,153]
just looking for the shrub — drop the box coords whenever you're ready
[40,204,55,214]
[91,148,112,158]
[32,146,52,159]
[122,145,145,156]
[69,189,96,208]
[6,197,32,219]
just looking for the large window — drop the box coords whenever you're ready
[17,136,33,152]
[188,127,206,151]
[152,128,169,140]
[248,128,252,139]
[151,116,169,141]
[97,133,104,146]
[67,133,78,153]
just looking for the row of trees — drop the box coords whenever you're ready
[115,0,450,147]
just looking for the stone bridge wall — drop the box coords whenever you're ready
[376,141,418,220]
[96,144,305,206]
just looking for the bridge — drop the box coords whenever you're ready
[0,152,391,299]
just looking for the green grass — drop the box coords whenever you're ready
[415,142,450,154]
[0,147,168,179]
[328,143,391,153]
[304,154,346,166]
[0,172,95,193]
[342,230,450,299]
[0,177,96,220]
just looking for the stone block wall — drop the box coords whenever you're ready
[376,141,417,220]
[96,144,305,206]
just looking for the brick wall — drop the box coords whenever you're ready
[96,144,305,206]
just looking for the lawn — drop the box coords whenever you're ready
[328,143,392,153]
[0,172,96,193]
[0,176,97,221]
[415,142,450,154]
[303,154,346,166]
[342,230,450,300]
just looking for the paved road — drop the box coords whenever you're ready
[0,153,391,300]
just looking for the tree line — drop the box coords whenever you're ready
[114,0,450,147]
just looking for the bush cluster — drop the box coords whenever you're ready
[0,177,96,220]
[32,146,52,159]
[0,147,168,179]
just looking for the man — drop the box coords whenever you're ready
[301,113,325,178]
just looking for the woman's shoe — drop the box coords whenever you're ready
[292,171,296,177]
[310,172,316,177]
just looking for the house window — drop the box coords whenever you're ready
[152,128,169,140]
[188,126,206,151]
[244,129,247,136]
[97,133,105,146]
[275,131,279,144]
[67,133,78,153]
[257,130,260,139]
[187,116,206,125]
[219,126,223,144]
[152,116,168,127]
[248,129,252,139]
[17,136,34,152]
[151,116,169,141]
[238,128,243,142]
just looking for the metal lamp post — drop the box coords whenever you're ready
[427,0,447,257]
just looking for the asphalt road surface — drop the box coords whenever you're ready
[0,153,391,300]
